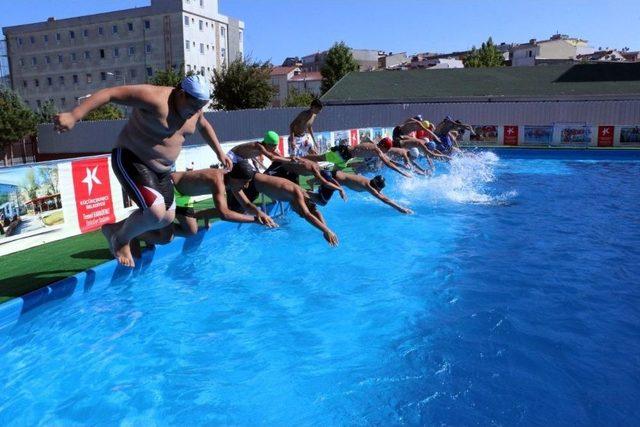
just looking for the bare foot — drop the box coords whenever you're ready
[102,223,135,268]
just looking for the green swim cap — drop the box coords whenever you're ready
[263,131,279,146]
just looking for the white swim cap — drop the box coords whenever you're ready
[408,147,420,158]
[181,74,210,100]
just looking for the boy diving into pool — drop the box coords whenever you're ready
[289,99,323,156]
[53,74,233,268]
[228,130,294,170]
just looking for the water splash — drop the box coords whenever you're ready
[399,151,518,205]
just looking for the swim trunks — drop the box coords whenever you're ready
[265,161,299,184]
[226,178,260,213]
[315,170,338,206]
[174,187,195,217]
[392,126,402,147]
[111,147,175,211]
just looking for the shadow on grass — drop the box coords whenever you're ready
[70,248,112,261]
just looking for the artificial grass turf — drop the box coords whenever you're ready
[0,198,217,304]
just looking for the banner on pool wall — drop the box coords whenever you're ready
[597,126,614,147]
[557,124,592,146]
[372,128,384,141]
[619,126,640,145]
[350,129,359,146]
[315,132,333,153]
[523,126,553,145]
[504,126,519,146]
[471,125,498,143]
[333,130,350,147]
[0,163,64,241]
[358,128,372,143]
[71,157,115,233]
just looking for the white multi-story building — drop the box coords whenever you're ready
[2,0,244,110]
[511,34,594,67]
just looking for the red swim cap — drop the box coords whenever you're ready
[416,129,428,139]
[378,137,393,150]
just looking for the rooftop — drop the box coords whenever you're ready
[321,63,640,104]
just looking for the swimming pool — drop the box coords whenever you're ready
[1,149,639,425]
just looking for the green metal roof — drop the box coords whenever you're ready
[321,63,640,104]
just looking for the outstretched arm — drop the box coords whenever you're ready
[198,114,233,170]
[231,189,278,228]
[291,195,339,246]
[377,149,412,178]
[367,186,413,214]
[53,85,158,132]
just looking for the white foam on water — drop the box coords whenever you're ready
[399,151,518,205]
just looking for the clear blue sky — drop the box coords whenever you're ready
[2,0,639,65]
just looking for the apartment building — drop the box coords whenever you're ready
[511,34,594,66]
[2,0,244,110]
[270,66,321,107]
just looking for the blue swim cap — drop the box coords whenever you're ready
[181,74,210,100]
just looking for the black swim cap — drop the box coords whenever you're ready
[370,175,386,191]
[229,160,256,181]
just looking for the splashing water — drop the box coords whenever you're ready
[400,151,518,205]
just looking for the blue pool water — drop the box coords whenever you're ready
[1,150,639,425]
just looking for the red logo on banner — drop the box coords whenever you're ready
[597,126,614,147]
[72,157,115,233]
[350,129,358,146]
[504,126,519,146]
[278,136,285,156]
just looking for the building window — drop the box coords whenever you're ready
[99,49,105,59]
[128,23,134,31]
[86,74,93,84]
[83,29,89,38]
[31,57,37,66]
[36,100,42,108]
[34,79,40,87]
[200,43,204,54]
[187,64,191,71]
[73,74,78,84]
[200,66,205,75]
[71,52,77,61]
[112,25,118,34]
[84,51,91,59]
[239,31,243,43]
[43,35,49,43]
[221,27,225,37]
[22,80,27,88]
[19,58,24,67]
[146,44,152,53]
[98,26,104,35]
[146,67,153,77]
[185,40,190,50]
[29,36,35,44]
[47,77,53,86]
[144,20,150,29]
[184,16,189,26]
[101,72,107,81]
[17,37,23,46]
[114,47,120,57]
[56,33,61,41]
[61,97,66,106]
[59,76,65,86]
[221,48,226,59]
[130,69,137,78]
[45,56,50,64]
[69,30,75,39]
[200,0,204,6]
[528,50,533,58]
[128,46,135,56]
[58,55,63,63]
[199,20,203,31]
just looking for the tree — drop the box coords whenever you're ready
[212,58,275,110]
[38,166,59,195]
[320,42,359,94]
[21,168,39,202]
[149,66,187,87]
[0,87,37,146]
[37,100,58,124]
[464,37,505,68]
[284,88,317,107]
[84,103,125,121]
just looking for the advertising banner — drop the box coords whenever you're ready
[619,126,640,145]
[471,125,498,144]
[71,157,115,233]
[372,128,385,141]
[0,164,64,241]
[557,125,592,146]
[315,132,333,153]
[597,126,614,147]
[350,129,359,146]
[333,131,350,147]
[523,126,553,145]
[504,126,519,146]
[358,128,373,143]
